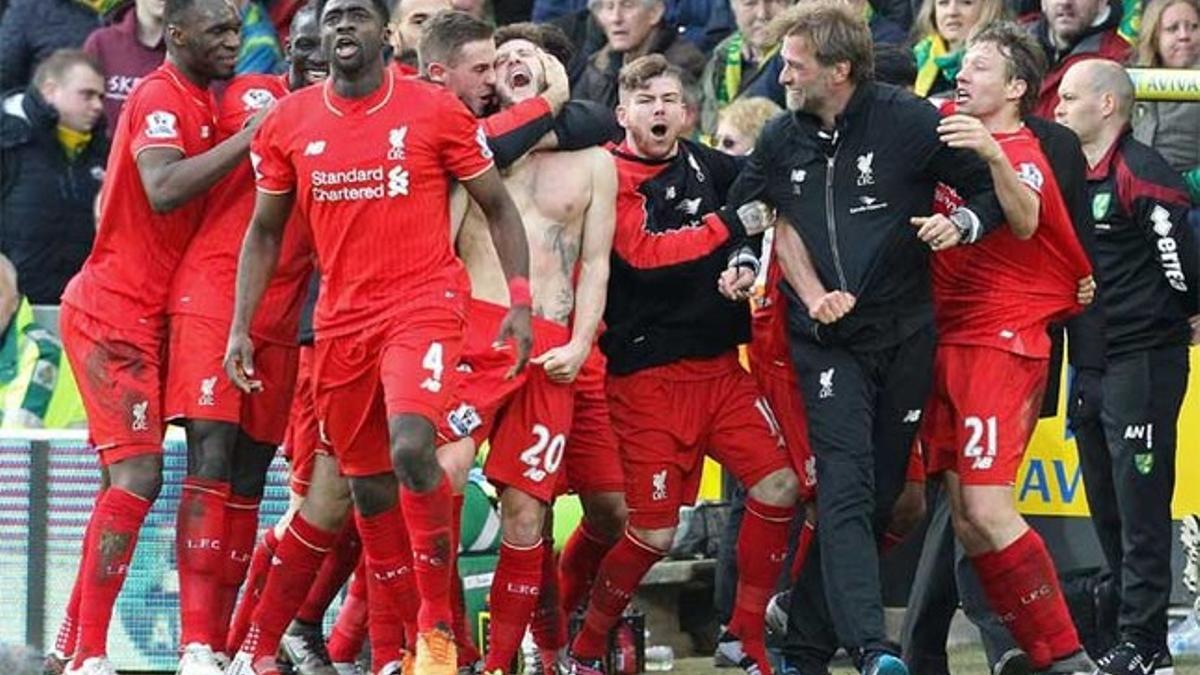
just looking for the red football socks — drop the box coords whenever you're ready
[788,519,816,583]
[55,487,105,658]
[484,540,544,671]
[570,531,665,660]
[217,495,261,647]
[177,477,232,647]
[558,521,612,617]
[327,561,368,664]
[226,527,277,653]
[532,538,567,653]
[727,499,794,643]
[401,478,456,631]
[357,505,415,669]
[450,493,481,667]
[240,514,336,661]
[72,487,152,666]
[296,520,361,625]
[972,528,1082,668]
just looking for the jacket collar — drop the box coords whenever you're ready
[1086,126,1132,181]
[790,80,876,135]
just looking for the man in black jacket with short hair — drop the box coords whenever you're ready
[725,3,1004,673]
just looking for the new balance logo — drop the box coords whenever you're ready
[304,140,326,156]
[818,368,835,399]
[903,409,922,423]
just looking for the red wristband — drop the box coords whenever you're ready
[508,276,532,307]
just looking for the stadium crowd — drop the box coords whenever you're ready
[0,0,1197,674]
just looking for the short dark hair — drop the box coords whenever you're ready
[32,49,103,88]
[314,0,391,24]
[419,10,494,70]
[873,44,917,88]
[494,22,575,70]
[967,20,1047,116]
[618,54,683,98]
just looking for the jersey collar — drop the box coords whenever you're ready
[160,61,214,110]
[322,67,395,118]
[1086,126,1131,181]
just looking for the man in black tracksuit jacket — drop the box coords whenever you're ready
[1057,59,1198,673]
[725,4,1004,672]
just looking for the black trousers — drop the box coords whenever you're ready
[1074,344,1190,649]
[780,325,936,665]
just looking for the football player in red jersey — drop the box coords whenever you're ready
[159,5,328,672]
[922,22,1096,675]
[54,1,253,673]
[223,2,532,674]
[430,25,620,675]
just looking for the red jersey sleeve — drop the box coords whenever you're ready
[127,78,192,158]
[251,105,295,195]
[437,94,495,181]
[218,74,285,137]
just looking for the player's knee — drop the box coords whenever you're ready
[348,473,400,517]
[388,415,440,491]
[229,439,277,498]
[581,492,627,542]
[748,467,800,507]
[627,525,674,553]
[436,438,476,493]
[500,497,546,547]
[187,420,238,480]
[110,454,164,501]
[960,488,1018,536]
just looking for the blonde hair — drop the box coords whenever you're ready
[911,0,1008,45]
[717,96,783,141]
[1133,0,1200,66]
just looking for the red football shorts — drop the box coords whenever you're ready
[748,346,814,501]
[608,352,790,530]
[164,314,298,445]
[906,439,927,483]
[554,344,624,498]
[923,344,1048,486]
[313,305,465,477]
[438,300,575,503]
[60,303,166,465]
[283,346,328,496]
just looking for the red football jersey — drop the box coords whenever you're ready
[931,126,1091,357]
[62,62,218,330]
[169,73,313,344]
[251,69,493,337]
[750,235,793,377]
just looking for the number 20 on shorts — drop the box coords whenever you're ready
[521,424,565,482]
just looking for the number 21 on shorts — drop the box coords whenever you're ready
[963,415,997,470]
[521,424,565,483]
[420,342,444,393]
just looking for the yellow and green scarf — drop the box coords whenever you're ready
[913,34,964,97]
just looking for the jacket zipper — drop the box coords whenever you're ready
[825,151,848,290]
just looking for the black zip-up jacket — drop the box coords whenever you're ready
[728,82,1004,351]
[601,139,749,375]
[0,86,108,304]
[1087,130,1198,355]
